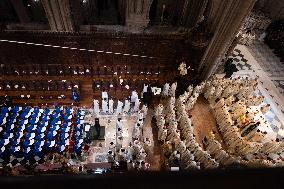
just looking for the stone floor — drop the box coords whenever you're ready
[229,42,284,140]
[189,96,225,149]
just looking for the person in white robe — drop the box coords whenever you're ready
[261,104,270,114]
[162,83,170,97]
[143,84,148,93]
[116,100,123,114]
[123,99,131,113]
[169,82,177,97]
[134,98,141,112]
[102,98,108,113]
[108,99,114,114]
[102,91,108,100]
[131,90,139,103]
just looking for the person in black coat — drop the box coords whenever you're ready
[224,58,238,78]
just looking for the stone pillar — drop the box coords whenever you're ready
[42,0,74,31]
[125,0,153,32]
[180,0,208,28]
[69,0,83,31]
[198,0,256,80]
[58,0,74,31]
[10,0,31,23]
[118,0,126,25]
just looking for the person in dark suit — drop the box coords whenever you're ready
[94,118,100,139]
[143,86,153,106]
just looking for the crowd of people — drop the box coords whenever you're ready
[156,81,219,169]
[154,74,284,170]
[104,107,150,171]
[204,75,284,167]
[93,91,142,116]
[2,72,284,174]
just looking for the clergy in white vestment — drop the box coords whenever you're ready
[116,100,123,114]
[93,99,100,114]
[134,98,141,112]
[162,83,170,97]
[143,84,148,93]
[131,90,139,103]
[102,99,108,113]
[123,100,131,113]
[102,91,108,100]
[169,82,177,97]
[109,99,114,114]
[116,118,124,130]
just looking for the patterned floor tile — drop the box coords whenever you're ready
[230,43,284,139]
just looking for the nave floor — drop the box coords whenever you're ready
[189,96,224,149]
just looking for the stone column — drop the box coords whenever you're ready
[125,0,153,32]
[198,0,256,80]
[69,0,83,31]
[42,0,74,31]
[180,0,208,28]
[118,0,126,25]
[10,0,31,23]
[58,0,74,31]
[41,0,58,31]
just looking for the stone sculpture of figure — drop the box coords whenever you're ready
[93,99,100,114]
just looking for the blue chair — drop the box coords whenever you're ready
[46,132,53,141]
[23,140,30,148]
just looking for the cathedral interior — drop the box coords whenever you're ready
[0,0,284,187]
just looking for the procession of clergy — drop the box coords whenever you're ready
[88,89,150,171]
[155,74,284,170]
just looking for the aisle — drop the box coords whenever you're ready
[189,96,225,149]
[142,108,163,171]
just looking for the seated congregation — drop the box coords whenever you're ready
[0,106,86,170]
